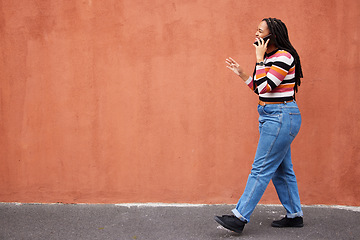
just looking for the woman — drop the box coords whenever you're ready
[215,18,304,234]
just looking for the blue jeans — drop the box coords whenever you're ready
[232,101,303,222]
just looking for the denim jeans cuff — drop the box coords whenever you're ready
[286,210,303,218]
[231,208,249,222]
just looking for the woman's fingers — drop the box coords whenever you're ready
[226,58,234,64]
[226,60,234,67]
[264,39,270,47]
[226,61,236,71]
[226,62,235,68]
[228,57,238,64]
[226,57,241,74]
[227,57,239,66]
[254,37,267,46]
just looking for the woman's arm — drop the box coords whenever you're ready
[225,57,250,82]
[254,53,295,94]
[252,38,295,94]
[226,57,259,93]
[225,38,270,92]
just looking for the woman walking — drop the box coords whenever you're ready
[215,18,304,234]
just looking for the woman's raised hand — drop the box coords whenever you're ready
[226,57,243,76]
[253,38,270,62]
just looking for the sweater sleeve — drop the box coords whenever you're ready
[254,52,294,94]
[245,76,256,91]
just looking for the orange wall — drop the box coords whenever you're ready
[1,0,359,206]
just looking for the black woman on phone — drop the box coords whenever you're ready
[215,18,304,234]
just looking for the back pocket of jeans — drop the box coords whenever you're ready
[289,113,301,137]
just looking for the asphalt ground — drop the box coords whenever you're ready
[1,203,359,240]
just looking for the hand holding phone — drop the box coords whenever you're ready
[254,34,272,46]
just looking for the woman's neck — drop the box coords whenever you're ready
[266,44,278,54]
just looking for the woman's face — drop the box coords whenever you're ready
[255,21,271,41]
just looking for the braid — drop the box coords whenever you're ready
[263,18,303,97]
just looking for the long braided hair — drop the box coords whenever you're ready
[263,18,303,95]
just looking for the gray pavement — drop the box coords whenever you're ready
[0,203,359,240]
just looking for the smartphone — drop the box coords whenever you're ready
[254,34,272,46]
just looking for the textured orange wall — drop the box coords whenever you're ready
[1,0,359,205]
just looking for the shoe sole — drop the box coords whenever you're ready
[214,216,243,234]
[271,223,304,228]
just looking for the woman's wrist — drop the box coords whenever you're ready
[238,72,249,81]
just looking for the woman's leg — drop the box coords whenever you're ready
[232,113,290,222]
[272,147,303,217]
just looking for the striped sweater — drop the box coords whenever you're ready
[245,49,296,102]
